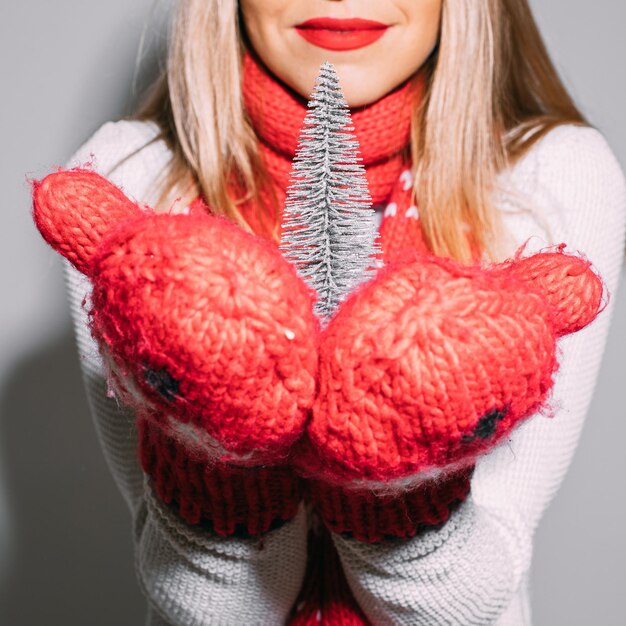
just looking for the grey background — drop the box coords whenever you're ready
[1,1,624,624]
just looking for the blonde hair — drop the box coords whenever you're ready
[129,0,588,263]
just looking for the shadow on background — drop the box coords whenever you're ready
[0,9,166,622]
[0,325,145,625]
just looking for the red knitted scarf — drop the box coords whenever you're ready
[227,50,432,262]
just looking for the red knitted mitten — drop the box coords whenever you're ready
[33,169,320,536]
[294,247,605,542]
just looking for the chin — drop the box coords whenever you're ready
[328,67,398,108]
[281,60,396,108]
[344,90,386,108]
[341,82,392,108]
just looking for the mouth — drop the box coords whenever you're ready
[294,17,389,52]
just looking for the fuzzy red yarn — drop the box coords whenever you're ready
[31,50,605,625]
[302,254,581,485]
[89,210,319,462]
[33,169,318,537]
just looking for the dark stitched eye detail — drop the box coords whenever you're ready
[144,367,181,401]
[461,407,508,443]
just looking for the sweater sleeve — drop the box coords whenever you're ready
[62,119,165,516]
[60,121,309,626]
[330,124,626,626]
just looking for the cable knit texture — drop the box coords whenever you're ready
[60,65,626,626]
[135,478,308,626]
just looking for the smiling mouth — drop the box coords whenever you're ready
[294,17,389,51]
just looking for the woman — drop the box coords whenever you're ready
[61,0,626,624]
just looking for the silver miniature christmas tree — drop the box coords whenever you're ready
[279,62,381,325]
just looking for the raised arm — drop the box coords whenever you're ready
[58,121,309,626]
[329,124,626,625]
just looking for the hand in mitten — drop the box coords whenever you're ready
[293,246,605,542]
[33,168,319,537]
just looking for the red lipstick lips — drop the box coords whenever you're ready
[294,17,389,51]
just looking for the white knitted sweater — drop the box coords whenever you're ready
[62,119,626,626]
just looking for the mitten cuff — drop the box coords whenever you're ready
[306,465,474,543]
[139,417,303,537]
